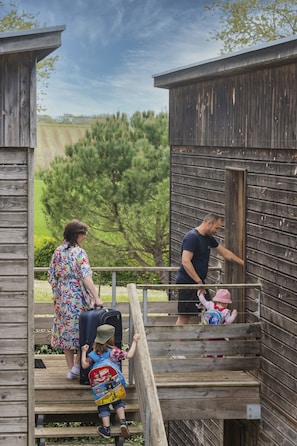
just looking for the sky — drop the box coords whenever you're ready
[11,0,222,118]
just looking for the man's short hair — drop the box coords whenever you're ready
[203,213,222,224]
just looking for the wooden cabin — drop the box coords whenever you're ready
[0,26,65,446]
[153,36,297,446]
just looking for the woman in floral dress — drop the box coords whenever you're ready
[48,219,104,380]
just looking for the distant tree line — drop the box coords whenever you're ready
[37,114,108,125]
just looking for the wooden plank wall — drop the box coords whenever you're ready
[0,53,36,148]
[0,147,32,446]
[168,61,297,446]
[168,64,297,150]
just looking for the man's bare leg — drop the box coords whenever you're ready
[175,314,190,325]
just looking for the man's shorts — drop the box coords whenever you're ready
[177,286,211,315]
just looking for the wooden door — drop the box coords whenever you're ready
[224,168,246,323]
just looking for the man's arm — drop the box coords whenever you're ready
[214,245,244,266]
[181,250,203,283]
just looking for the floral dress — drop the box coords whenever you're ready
[48,241,94,350]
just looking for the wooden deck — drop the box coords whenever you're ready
[34,298,261,444]
[35,354,260,420]
[35,344,260,443]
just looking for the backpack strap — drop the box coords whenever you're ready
[88,349,111,365]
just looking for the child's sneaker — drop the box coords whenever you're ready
[120,420,130,438]
[97,426,111,438]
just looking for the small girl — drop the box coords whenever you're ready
[81,324,139,439]
[198,288,237,324]
[198,289,237,358]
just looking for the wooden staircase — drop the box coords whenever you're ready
[34,355,142,445]
[34,282,261,445]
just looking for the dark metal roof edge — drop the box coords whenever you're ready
[0,25,66,60]
[153,35,297,88]
[0,25,66,40]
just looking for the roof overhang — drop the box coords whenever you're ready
[153,35,297,89]
[0,25,66,61]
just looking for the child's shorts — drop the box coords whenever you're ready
[97,399,125,418]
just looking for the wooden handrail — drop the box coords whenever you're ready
[127,283,168,446]
[34,266,222,273]
[136,283,261,290]
[34,265,223,309]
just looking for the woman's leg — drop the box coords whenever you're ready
[64,349,75,370]
[74,348,80,367]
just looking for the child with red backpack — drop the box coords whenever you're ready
[81,324,139,439]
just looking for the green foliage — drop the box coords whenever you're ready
[34,236,57,279]
[37,56,59,111]
[0,0,39,31]
[0,1,58,110]
[35,344,62,355]
[41,111,170,279]
[205,0,297,53]
[34,179,52,236]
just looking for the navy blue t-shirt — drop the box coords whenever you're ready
[176,228,219,283]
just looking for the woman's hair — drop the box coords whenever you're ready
[63,219,88,247]
[93,337,115,354]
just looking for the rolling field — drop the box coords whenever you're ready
[36,123,90,170]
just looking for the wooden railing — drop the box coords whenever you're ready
[137,282,261,322]
[34,265,223,308]
[126,282,261,442]
[127,283,168,446]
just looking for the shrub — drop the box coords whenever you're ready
[34,236,57,279]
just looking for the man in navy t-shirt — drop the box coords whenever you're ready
[176,213,244,325]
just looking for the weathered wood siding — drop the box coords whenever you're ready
[164,48,297,446]
[0,26,64,446]
[168,63,297,150]
[0,147,34,446]
[0,53,36,148]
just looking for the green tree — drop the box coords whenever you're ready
[0,1,58,110]
[205,0,297,53]
[41,111,170,282]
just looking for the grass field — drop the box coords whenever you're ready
[34,179,51,238]
[34,280,167,303]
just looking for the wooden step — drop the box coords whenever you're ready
[35,424,143,438]
[35,402,140,415]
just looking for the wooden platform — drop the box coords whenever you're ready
[34,300,261,444]
[35,351,261,427]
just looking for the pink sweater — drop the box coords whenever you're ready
[198,292,237,324]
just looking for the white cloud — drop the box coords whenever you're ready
[21,0,222,116]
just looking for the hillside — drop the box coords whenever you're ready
[35,123,90,170]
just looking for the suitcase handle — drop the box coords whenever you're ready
[87,305,107,311]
